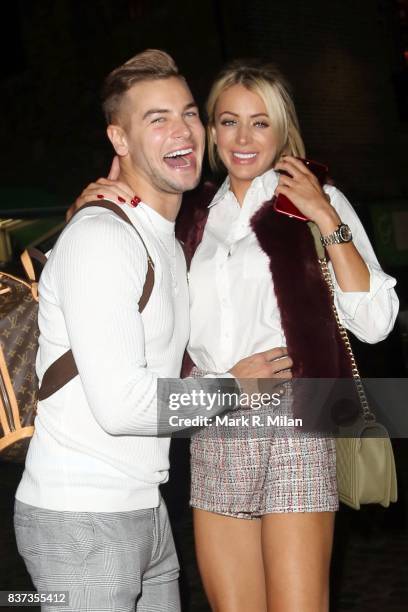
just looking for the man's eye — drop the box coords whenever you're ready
[185,111,198,118]
[151,117,165,124]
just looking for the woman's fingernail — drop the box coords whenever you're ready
[130,196,141,207]
[118,196,126,203]
[97,194,104,199]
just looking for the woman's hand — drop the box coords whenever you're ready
[65,157,135,221]
[274,156,339,227]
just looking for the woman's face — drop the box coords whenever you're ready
[212,84,279,189]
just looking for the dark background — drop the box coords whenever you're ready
[1,1,408,610]
[1,0,407,200]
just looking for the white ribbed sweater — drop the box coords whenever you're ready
[16,202,189,512]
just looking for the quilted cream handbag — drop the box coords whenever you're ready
[319,256,398,509]
[309,222,397,509]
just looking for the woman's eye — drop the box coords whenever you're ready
[254,121,269,128]
[221,119,236,126]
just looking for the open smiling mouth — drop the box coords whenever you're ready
[232,152,258,161]
[163,148,195,169]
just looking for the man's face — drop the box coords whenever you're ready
[116,77,205,195]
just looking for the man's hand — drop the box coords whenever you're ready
[230,347,292,379]
[229,347,293,396]
[65,157,134,221]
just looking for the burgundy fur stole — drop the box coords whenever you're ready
[176,182,217,377]
[250,202,352,379]
[176,181,217,265]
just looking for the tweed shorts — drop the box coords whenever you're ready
[189,374,338,518]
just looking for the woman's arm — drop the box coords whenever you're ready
[311,198,370,292]
[321,186,398,342]
[66,156,134,221]
[275,156,369,290]
[274,156,398,343]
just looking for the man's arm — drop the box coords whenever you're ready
[51,210,292,436]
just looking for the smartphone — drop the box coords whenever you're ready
[273,158,329,221]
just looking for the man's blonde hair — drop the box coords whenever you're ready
[206,60,305,171]
[102,49,180,123]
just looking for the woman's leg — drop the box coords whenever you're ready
[261,511,335,612]
[193,508,267,612]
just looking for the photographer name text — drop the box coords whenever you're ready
[168,414,303,428]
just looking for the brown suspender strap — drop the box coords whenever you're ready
[38,350,78,401]
[20,249,45,283]
[138,262,155,313]
[27,247,48,268]
[38,201,155,402]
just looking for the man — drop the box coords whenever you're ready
[14,50,288,611]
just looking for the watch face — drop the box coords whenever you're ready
[339,224,352,242]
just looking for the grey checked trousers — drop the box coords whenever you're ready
[14,497,180,612]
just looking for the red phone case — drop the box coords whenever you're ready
[273,158,328,221]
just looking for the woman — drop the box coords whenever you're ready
[74,60,398,611]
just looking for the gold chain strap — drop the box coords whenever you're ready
[319,257,376,423]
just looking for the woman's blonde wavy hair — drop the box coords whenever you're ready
[206,60,305,172]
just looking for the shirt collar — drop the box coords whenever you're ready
[207,168,279,209]
[138,202,175,235]
[208,176,231,208]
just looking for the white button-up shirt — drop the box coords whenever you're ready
[188,169,399,374]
